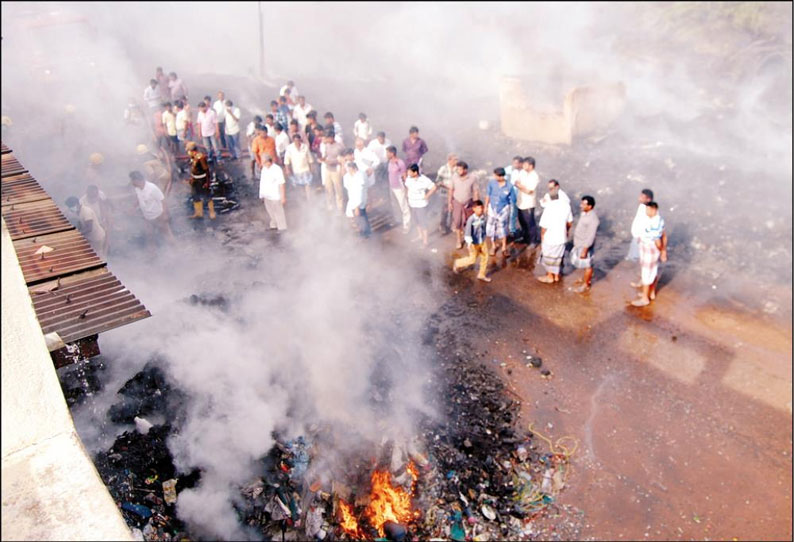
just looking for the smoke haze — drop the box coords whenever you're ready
[2,2,791,538]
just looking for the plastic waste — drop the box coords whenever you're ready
[121,502,152,519]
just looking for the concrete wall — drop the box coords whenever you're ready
[1,217,133,541]
[499,76,626,144]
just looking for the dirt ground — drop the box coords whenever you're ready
[387,225,792,541]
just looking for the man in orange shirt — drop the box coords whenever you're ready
[250,126,277,178]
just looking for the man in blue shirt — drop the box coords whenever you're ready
[484,167,515,256]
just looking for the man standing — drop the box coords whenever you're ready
[161,102,178,154]
[353,137,380,190]
[174,100,189,151]
[404,164,437,247]
[250,126,276,179]
[277,96,292,130]
[168,72,188,103]
[353,113,373,143]
[284,134,315,201]
[129,170,174,242]
[368,131,392,187]
[632,201,667,306]
[435,153,458,235]
[143,79,161,109]
[505,156,523,237]
[537,181,573,283]
[80,184,113,251]
[319,131,346,212]
[259,154,287,231]
[280,80,299,99]
[514,156,540,245]
[344,161,371,238]
[627,188,654,263]
[453,200,490,282]
[65,196,108,260]
[196,102,220,161]
[293,95,313,133]
[485,167,515,256]
[386,145,410,233]
[212,91,228,149]
[448,160,479,249]
[570,195,600,293]
[274,122,290,165]
[155,67,170,101]
[324,112,343,144]
[223,100,242,160]
[185,141,215,220]
[402,126,428,170]
[539,179,570,209]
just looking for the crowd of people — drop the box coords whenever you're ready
[68,69,669,308]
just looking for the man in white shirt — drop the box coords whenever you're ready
[367,131,392,192]
[539,179,570,208]
[514,156,540,245]
[129,170,174,243]
[627,188,654,262]
[143,79,161,109]
[223,99,242,160]
[161,102,178,154]
[212,91,228,149]
[168,72,188,103]
[284,134,315,201]
[343,161,371,238]
[435,153,458,235]
[353,138,380,190]
[353,113,373,143]
[280,80,298,99]
[259,154,287,231]
[292,95,313,133]
[174,100,189,151]
[196,102,221,161]
[537,182,573,283]
[404,163,438,247]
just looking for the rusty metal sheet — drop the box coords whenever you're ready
[1,153,28,177]
[1,142,10,154]
[1,173,49,205]
[12,230,105,285]
[30,270,151,344]
[1,198,73,240]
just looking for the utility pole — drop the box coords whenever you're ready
[258,1,265,79]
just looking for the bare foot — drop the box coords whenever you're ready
[631,297,650,307]
[537,276,554,284]
[478,276,492,282]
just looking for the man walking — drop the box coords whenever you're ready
[485,167,515,256]
[259,154,287,231]
[129,170,174,243]
[386,145,410,233]
[627,188,654,262]
[537,181,573,283]
[570,195,600,293]
[448,160,479,249]
[514,156,539,245]
[65,196,108,259]
[223,100,242,160]
[453,200,490,282]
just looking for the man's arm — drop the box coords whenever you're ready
[425,181,438,200]
[279,182,286,206]
[464,215,474,245]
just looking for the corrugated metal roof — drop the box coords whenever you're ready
[1,142,150,353]
[2,199,74,240]
[30,269,151,343]
[1,142,11,154]
[2,173,50,205]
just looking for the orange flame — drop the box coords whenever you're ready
[338,500,360,538]
[364,469,416,537]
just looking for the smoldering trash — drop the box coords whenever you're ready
[72,303,579,541]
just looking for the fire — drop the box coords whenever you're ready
[364,469,416,537]
[338,500,360,538]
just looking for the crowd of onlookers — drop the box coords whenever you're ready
[66,69,669,308]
